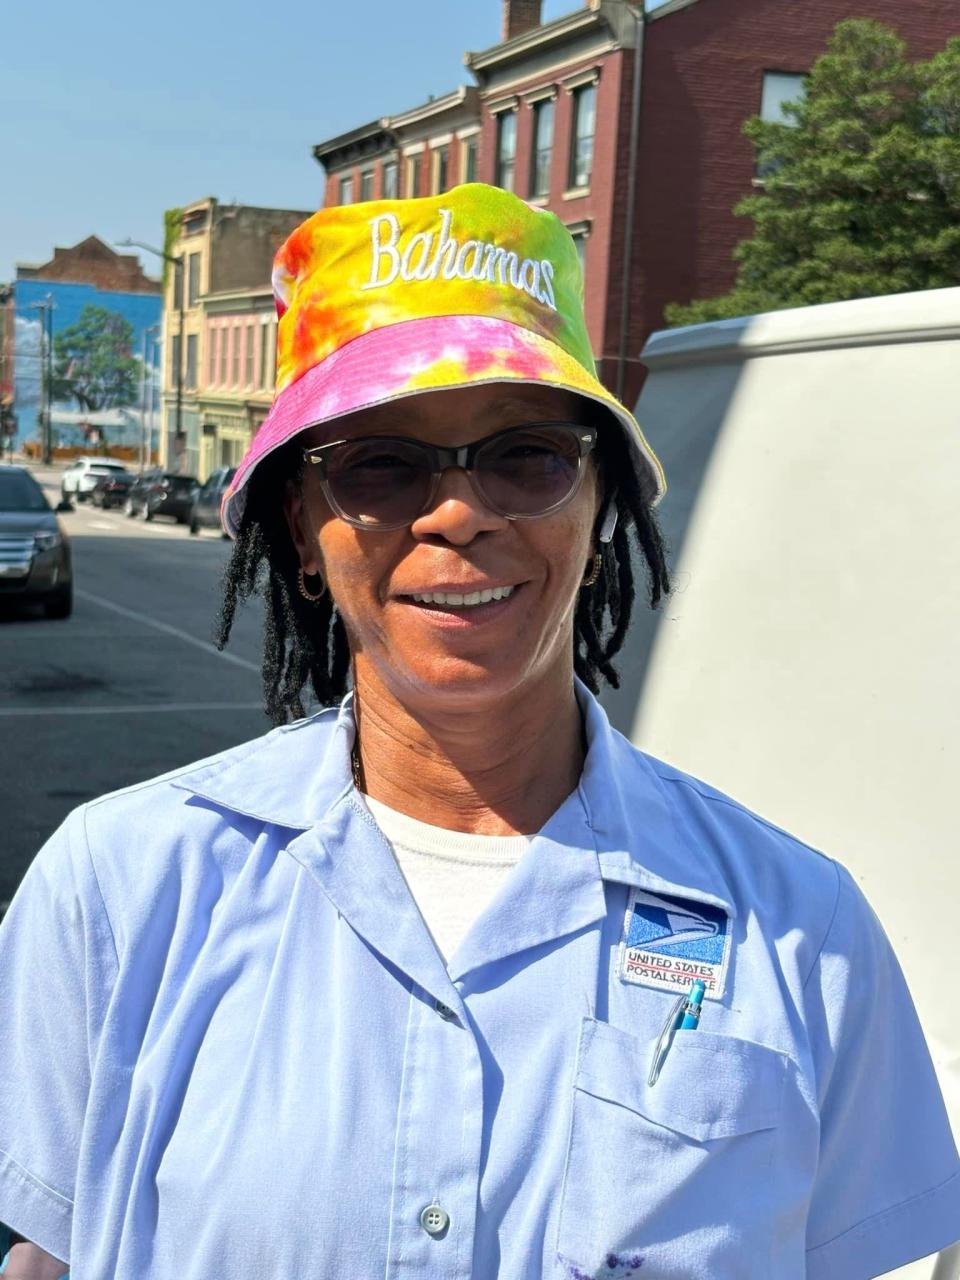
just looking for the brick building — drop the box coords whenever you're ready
[313,86,481,206]
[467,0,640,394]
[312,0,958,406]
[160,198,311,478]
[625,0,956,403]
[16,236,160,296]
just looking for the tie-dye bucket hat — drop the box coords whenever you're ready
[222,182,665,537]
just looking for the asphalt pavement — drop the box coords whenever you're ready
[0,464,271,908]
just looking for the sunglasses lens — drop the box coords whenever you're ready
[325,439,432,527]
[476,427,584,516]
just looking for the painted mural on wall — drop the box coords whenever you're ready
[13,280,162,451]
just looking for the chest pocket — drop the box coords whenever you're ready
[556,1017,789,1280]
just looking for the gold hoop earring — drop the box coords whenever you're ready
[297,568,326,603]
[582,551,602,589]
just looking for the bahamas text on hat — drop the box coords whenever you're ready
[363,209,557,311]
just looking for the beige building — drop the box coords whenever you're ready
[161,197,310,480]
[197,285,276,477]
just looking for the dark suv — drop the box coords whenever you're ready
[125,470,198,524]
[189,467,236,536]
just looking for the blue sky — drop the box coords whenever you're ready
[2,0,667,283]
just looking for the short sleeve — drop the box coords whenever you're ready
[0,808,118,1264]
[804,862,960,1280]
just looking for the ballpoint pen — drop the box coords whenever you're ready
[648,979,706,1086]
[679,979,706,1030]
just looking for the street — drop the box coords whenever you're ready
[0,465,269,908]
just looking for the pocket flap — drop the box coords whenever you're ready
[575,1017,788,1142]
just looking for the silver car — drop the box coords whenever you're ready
[0,466,73,618]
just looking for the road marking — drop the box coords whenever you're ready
[0,630,142,641]
[87,520,114,530]
[0,702,263,717]
[76,589,260,673]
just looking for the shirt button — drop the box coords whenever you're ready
[435,999,457,1022]
[419,1203,450,1236]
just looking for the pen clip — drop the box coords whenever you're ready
[648,993,686,1087]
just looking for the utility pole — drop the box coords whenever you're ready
[139,323,160,473]
[0,284,13,460]
[45,302,54,463]
[116,239,184,459]
[28,296,55,464]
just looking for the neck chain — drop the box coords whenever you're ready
[351,740,363,791]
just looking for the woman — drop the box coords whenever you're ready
[0,185,957,1280]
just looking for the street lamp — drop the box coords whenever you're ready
[117,239,184,452]
[615,1,647,405]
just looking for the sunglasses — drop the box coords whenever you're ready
[301,422,598,531]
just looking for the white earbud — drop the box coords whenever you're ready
[598,504,619,544]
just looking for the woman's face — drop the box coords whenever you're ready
[285,383,601,714]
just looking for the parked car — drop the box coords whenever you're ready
[0,465,72,618]
[90,469,134,509]
[60,456,129,503]
[125,470,199,523]
[189,467,236,536]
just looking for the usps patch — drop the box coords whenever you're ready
[619,888,731,999]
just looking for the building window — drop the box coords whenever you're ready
[217,327,228,385]
[360,169,374,202]
[187,253,200,308]
[185,334,198,390]
[462,136,478,185]
[571,232,587,281]
[171,261,183,311]
[569,84,596,189]
[171,334,181,387]
[244,324,255,385]
[760,71,806,124]
[182,208,207,237]
[433,145,449,194]
[495,110,517,192]
[383,159,398,198]
[208,327,218,384]
[231,327,241,386]
[530,98,555,198]
[758,72,806,177]
[339,174,353,205]
[407,153,422,197]
[259,322,271,389]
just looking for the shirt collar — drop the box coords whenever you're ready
[577,682,736,919]
[172,698,356,830]
[175,681,735,918]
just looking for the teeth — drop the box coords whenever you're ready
[411,585,515,608]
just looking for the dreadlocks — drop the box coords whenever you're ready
[216,412,670,725]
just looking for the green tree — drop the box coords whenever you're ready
[665,21,960,326]
[50,304,140,414]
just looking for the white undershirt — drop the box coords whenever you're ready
[362,794,532,962]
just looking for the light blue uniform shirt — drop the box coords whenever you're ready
[0,686,958,1279]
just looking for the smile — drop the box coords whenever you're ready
[410,586,516,608]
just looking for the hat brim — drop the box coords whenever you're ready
[222,314,665,537]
